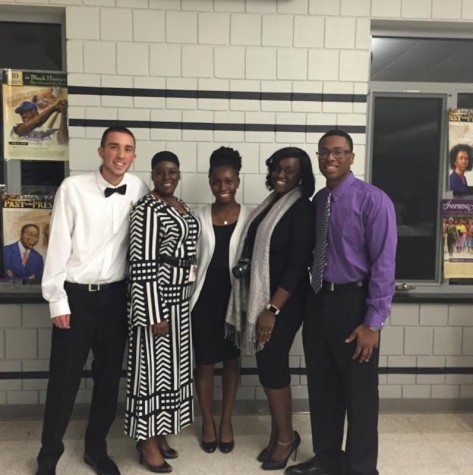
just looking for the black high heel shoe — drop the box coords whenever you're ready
[261,431,301,471]
[218,425,234,454]
[160,447,178,459]
[136,441,173,473]
[201,421,218,453]
[136,442,178,460]
[256,447,272,462]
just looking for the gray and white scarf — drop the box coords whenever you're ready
[225,187,302,353]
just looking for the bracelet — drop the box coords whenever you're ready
[266,303,280,315]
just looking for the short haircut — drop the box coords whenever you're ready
[209,147,242,177]
[21,224,39,234]
[265,147,315,198]
[318,129,354,152]
[449,143,473,171]
[100,126,135,148]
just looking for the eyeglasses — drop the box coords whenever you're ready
[316,149,352,160]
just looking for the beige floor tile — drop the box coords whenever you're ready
[0,413,472,474]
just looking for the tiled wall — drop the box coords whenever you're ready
[1,0,472,405]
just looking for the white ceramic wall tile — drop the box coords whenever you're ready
[401,0,433,19]
[246,47,277,80]
[262,14,294,47]
[166,10,198,43]
[308,49,339,81]
[432,0,461,19]
[294,15,324,48]
[230,13,261,45]
[371,0,402,17]
[198,12,230,45]
[133,9,165,42]
[150,44,181,77]
[66,6,100,40]
[277,49,308,80]
[100,8,133,41]
[182,45,213,78]
[214,46,246,79]
[309,0,341,16]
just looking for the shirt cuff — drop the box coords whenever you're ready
[49,299,71,319]
[363,308,387,330]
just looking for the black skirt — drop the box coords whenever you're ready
[192,224,240,365]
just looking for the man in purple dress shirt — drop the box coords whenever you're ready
[286,130,397,475]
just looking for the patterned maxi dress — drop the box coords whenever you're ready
[125,193,200,440]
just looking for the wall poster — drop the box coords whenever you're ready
[2,69,68,161]
[448,109,473,194]
[1,194,53,284]
[442,199,473,279]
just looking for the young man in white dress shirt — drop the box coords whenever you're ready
[36,126,148,475]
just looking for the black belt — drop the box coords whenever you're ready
[65,280,125,292]
[158,255,196,268]
[321,280,368,292]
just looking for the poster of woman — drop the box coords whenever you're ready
[448,109,473,194]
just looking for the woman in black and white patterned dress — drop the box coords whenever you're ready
[125,151,200,473]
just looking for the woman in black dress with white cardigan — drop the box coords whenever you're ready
[191,147,251,454]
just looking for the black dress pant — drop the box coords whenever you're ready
[303,287,379,475]
[37,281,127,466]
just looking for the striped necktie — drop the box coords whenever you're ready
[310,192,332,294]
[22,250,29,267]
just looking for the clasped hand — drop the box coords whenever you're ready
[256,310,275,345]
[152,321,169,337]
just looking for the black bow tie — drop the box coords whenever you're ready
[104,184,127,198]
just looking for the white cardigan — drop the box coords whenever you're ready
[190,204,252,311]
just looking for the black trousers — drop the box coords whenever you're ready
[37,281,127,466]
[303,287,379,475]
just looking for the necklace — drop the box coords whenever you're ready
[212,203,239,226]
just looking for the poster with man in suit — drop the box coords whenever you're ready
[2,194,53,283]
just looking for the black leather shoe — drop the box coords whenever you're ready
[262,431,301,471]
[160,447,178,459]
[285,457,332,475]
[218,425,234,453]
[257,447,272,462]
[201,421,218,453]
[35,465,56,475]
[136,443,172,474]
[84,453,120,475]
[137,440,178,460]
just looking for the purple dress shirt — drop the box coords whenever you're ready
[314,173,397,329]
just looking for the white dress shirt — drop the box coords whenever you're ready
[42,169,148,318]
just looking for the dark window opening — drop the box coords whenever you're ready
[371,95,443,281]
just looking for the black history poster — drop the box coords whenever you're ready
[2,69,69,161]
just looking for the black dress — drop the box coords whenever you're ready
[248,198,315,389]
[192,223,241,365]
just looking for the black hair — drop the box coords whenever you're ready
[21,224,39,234]
[265,147,315,198]
[151,151,180,169]
[100,126,135,148]
[318,129,353,152]
[209,147,242,177]
[449,143,473,171]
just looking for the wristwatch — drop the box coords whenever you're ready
[266,303,280,315]
[368,326,379,332]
